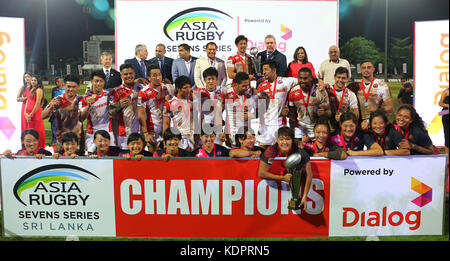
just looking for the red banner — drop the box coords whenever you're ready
[113,158,331,238]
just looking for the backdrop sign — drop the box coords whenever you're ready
[0,159,116,237]
[0,156,446,238]
[115,0,338,79]
[414,20,449,146]
[0,17,25,153]
[329,156,447,237]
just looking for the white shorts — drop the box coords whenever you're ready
[117,135,129,150]
[294,124,315,140]
[86,131,115,153]
[256,125,280,146]
[179,136,195,152]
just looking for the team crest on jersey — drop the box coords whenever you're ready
[277,79,283,84]
[374,83,379,88]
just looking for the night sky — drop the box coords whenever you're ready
[0,0,448,71]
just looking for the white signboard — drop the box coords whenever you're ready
[329,156,447,237]
[115,0,338,78]
[0,17,25,153]
[414,20,449,146]
[0,159,117,237]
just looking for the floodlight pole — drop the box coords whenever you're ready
[384,0,388,79]
[45,0,50,71]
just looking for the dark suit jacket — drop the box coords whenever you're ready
[257,49,288,77]
[124,57,149,79]
[147,56,174,83]
[104,68,122,90]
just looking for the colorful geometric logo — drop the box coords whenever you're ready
[411,177,432,207]
[280,24,292,40]
[13,164,100,206]
[163,7,232,41]
[0,116,16,140]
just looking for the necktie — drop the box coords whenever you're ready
[105,69,110,84]
[159,58,164,77]
[140,60,146,78]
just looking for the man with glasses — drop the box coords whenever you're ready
[318,45,351,87]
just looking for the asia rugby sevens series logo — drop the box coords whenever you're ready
[13,164,100,206]
[411,177,432,207]
[163,7,233,42]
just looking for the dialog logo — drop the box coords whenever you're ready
[280,24,292,40]
[411,177,432,207]
[163,7,233,42]
[13,164,100,206]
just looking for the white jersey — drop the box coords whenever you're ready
[80,90,111,134]
[328,85,358,113]
[357,78,391,120]
[109,83,142,137]
[219,87,257,135]
[137,83,174,135]
[163,96,193,137]
[193,86,225,127]
[256,76,298,126]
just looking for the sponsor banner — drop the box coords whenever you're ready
[0,159,116,237]
[329,156,447,237]
[116,0,338,79]
[414,20,449,146]
[0,17,25,153]
[113,158,331,238]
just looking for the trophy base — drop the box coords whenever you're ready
[287,199,304,210]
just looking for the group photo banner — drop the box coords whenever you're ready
[0,155,447,238]
[115,0,339,76]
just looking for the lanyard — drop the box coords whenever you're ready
[269,77,278,100]
[340,131,354,151]
[372,133,385,148]
[96,147,109,157]
[313,140,327,153]
[332,85,346,111]
[201,144,216,157]
[360,78,375,102]
[402,127,410,140]
[119,84,134,100]
[301,87,312,111]
[238,52,247,71]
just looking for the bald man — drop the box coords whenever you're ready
[318,45,351,86]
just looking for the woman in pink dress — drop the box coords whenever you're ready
[23,75,46,149]
[18,72,32,133]
[286,46,316,79]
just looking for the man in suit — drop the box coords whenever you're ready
[256,35,287,77]
[172,43,197,89]
[194,42,227,88]
[101,51,122,90]
[147,43,174,84]
[124,44,149,81]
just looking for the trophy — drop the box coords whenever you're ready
[250,47,263,82]
[284,153,304,210]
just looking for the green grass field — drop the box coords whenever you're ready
[1,81,448,241]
